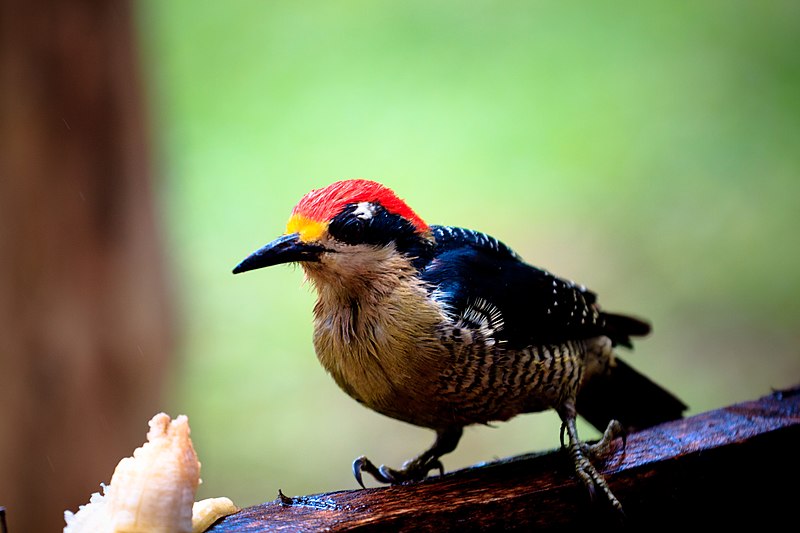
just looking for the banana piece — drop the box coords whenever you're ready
[64,413,238,533]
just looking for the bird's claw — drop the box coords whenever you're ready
[352,455,445,488]
[353,456,390,487]
[583,419,627,460]
[430,458,445,477]
[565,419,626,461]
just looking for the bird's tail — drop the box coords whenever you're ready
[602,312,651,348]
[576,357,687,433]
[578,311,685,433]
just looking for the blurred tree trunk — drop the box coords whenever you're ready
[0,1,173,532]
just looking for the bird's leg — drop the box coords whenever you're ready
[353,426,463,487]
[558,403,624,513]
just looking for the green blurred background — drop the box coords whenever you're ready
[135,1,799,507]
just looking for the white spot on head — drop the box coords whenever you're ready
[352,202,376,220]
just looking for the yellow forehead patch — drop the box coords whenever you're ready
[286,214,328,242]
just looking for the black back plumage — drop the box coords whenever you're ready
[418,225,649,350]
[417,225,685,432]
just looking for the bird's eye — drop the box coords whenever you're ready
[335,215,366,243]
[328,202,415,248]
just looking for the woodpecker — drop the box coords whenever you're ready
[233,179,686,512]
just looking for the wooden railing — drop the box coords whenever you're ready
[207,385,800,530]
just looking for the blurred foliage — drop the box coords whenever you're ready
[136,0,799,507]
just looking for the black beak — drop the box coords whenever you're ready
[232,232,326,274]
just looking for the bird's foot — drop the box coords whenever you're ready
[585,419,626,459]
[568,443,624,514]
[560,419,626,461]
[352,455,444,488]
[559,413,625,515]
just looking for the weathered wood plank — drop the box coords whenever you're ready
[208,386,800,530]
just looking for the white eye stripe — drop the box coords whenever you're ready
[352,202,376,220]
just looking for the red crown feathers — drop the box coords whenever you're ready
[292,179,429,233]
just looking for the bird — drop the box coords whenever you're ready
[232,178,686,513]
